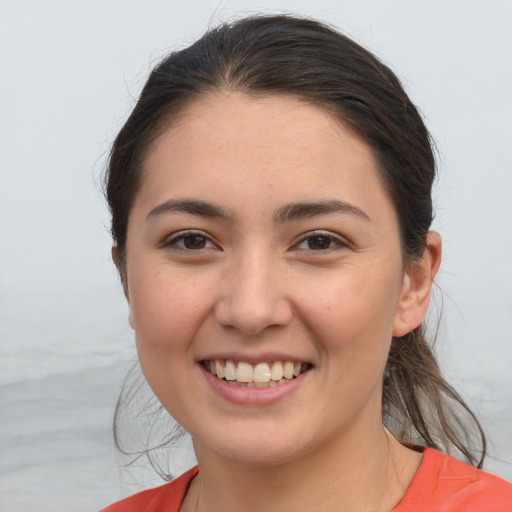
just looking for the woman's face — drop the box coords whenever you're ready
[124,92,420,466]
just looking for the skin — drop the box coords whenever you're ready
[119,92,441,511]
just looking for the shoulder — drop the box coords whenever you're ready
[99,466,199,512]
[394,449,512,512]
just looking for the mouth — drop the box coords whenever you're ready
[201,359,312,389]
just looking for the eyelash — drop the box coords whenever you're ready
[162,230,217,251]
[162,230,349,253]
[293,231,350,252]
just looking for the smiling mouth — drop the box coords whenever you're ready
[202,360,311,388]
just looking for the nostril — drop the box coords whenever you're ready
[214,295,293,335]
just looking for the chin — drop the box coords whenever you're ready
[195,422,315,468]
[216,442,300,467]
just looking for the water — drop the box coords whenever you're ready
[0,286,195,512]
[0,362,196,512]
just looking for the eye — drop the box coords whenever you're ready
[294,231,348,251]
[305,235,334,250]
[162,231,216,251]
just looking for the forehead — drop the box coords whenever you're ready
[147,92,370,160]
[141,92,383,200]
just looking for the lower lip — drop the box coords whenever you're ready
[200,364,309,405]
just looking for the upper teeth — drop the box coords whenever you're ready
[206,360,305,383]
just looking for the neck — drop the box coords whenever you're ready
[187,423,421,512]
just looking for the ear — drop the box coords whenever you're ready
[392,231,442,337]
[112,246,136,329]
[112,245,129,299]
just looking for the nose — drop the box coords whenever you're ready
[214,251,293,336]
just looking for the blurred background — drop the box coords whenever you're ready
[0,1,510,510]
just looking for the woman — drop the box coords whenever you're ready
[101,14,512,512]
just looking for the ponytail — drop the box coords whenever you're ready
[383,326,486,467]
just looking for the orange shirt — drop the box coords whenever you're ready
[393,449,512,511]
[100,466,199,512]
[101,449,512,511]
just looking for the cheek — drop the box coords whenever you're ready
[304,268,402,338]
[297,265,403,377]
[128,263,210,359]
[128,269,212,414]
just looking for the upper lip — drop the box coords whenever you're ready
[197,352,313,365]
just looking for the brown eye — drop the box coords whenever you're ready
[163,231,215,251]
[182,235,208,249]
[294,231,349,252]
[307,235,333,250]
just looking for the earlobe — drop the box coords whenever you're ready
[128,309,135,329]
[392,232,442,337]
[111,245,120,267]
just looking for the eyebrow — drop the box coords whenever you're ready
[146,198,370,223]
[146,199,233,221]
[274,200,370,223]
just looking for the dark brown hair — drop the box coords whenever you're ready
[106,14,486,477]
